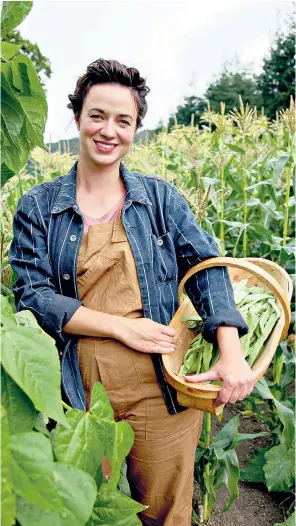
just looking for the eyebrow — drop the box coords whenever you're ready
[88,108,134,121]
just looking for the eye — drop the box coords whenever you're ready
[120,120,131,125]
[90,115,102,120]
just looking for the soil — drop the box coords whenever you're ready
[192,401,291,526]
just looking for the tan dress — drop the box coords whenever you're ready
[77,208,203,526]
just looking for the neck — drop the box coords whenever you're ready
[76,154,123,195]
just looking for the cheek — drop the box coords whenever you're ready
[81,121,98,137]
[119,128,135,145]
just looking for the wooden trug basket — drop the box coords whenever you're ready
[162,257,293,415]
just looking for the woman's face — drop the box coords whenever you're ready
[76,83,138,167]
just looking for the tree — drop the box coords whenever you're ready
[167,95,208,130]
[204,64,263,113]
[258,18,295,119]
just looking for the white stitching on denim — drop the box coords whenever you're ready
[33,195,46,231]
[20,300,44,316]
[57,214,74,295]
[222,267,232,308]
[156,180,166,233]
[68,348,85,409]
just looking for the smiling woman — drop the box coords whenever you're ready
[9,58,252,526]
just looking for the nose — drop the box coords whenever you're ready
[100,119,116,139]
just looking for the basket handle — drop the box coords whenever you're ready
[178,257,291,341]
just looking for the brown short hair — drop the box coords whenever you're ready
[68,58,150,130]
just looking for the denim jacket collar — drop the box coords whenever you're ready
[51,160,152,214]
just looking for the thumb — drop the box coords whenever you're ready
[184,369,219,383]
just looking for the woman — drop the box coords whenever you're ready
[9,58,255,526]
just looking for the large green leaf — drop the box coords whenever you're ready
[90,383,134,489]
[273,399,295,451]
[1,366,38,434]
[214,448,240,513]
[264,441,295,492]
[274,511,296,526]
[11,55,47,147]
[1,1,32,37]
[117,460,131,498]
[1,65,27,178]
[1,301,68,426]
[1,54,47,185]
[1,405,16,526]
[106,420,134,490]
[90,381,115,422]
[86,485,146,526]
[10,431,63,513]
[240,447,270,484]
[53,409,107,477]
[1,41,21,61]
[16,463,97,526]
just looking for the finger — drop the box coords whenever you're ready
[184,370,219,383]
[150,345,175,354]
[154,334,175,344]
[156,340,176,349]
[161,326,175,337]
[228,386,244,404]
[215,383,234,406]
[238,385,253,401]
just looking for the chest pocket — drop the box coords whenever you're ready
[150,232,177,283]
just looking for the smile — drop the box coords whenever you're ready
[93,140,117,152]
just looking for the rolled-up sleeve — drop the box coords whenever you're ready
[8,196,82,343]
[168,185,248,344]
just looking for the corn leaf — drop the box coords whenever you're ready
[213,448,240,513]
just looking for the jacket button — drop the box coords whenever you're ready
[157,238,164,246]
[70,235,77,242]
[63,274,70,280]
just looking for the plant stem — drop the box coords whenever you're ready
[242,133,247,257]
[203,412,212,522]
[282,163,293,247]
[62,401,72,411]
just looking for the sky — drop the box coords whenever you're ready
[17,0,293,143]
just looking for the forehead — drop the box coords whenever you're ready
[84,83,137,116]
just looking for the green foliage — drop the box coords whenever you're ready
[168,95,208,129]
[274,511,296,526]
[205,67,262,114]
[1,1,32,37]
[3,30,52,82]
[1,297,145,526]
[258,18,295,120]
[240,378,295,493]
[0,1,47,186]
[194,413,270,521]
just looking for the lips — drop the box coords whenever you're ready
[93,140,117,153]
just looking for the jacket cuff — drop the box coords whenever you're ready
[42,294,83,340]
[202,308,249,344]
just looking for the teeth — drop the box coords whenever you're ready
[96,142,115,149]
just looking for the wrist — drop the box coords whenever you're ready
[217,326,243,357]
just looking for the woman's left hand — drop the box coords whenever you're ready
[184,326,257,407]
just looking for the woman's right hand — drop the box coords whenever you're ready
[115,317,176,354]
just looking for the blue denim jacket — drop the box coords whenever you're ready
[9,161,248,414]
